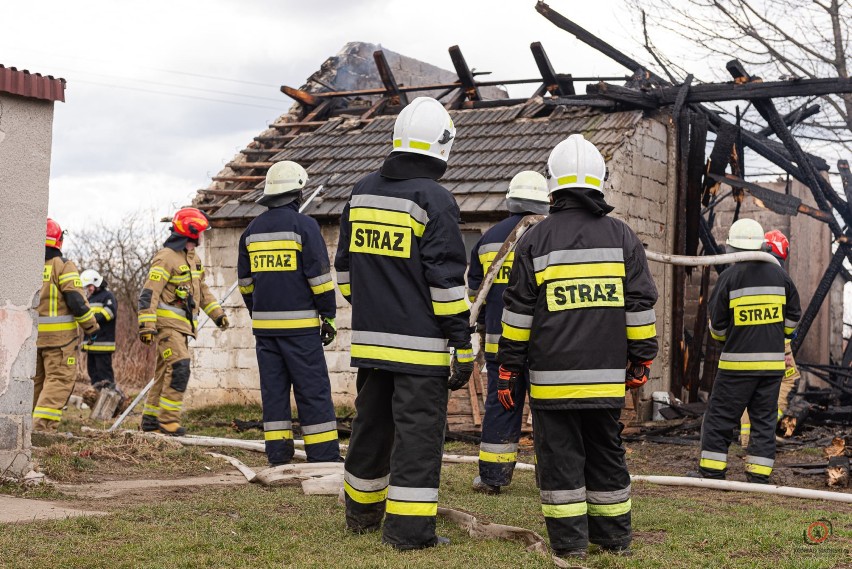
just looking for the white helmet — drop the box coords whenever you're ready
[259,161,308,202]
[727,218,765,250]
[506,171,549,203]
[392,97,456,162]
[80,269,103,288]
[546,134,607,195]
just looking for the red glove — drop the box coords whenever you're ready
[497,366,518,411]
[626,360,652,390]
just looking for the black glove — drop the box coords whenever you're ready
[215,315,230,330]
[447,343,475,391]
[320,317,337,346]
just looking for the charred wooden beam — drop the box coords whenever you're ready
[241,148,290,156]
[685,266,711,402]
[373,50,408,106]
[686,108,707,258]
[280,86,319,107]
[226,161,274,170]
[702,122,738,206]
[448,45,481,102]
[840,160,852,205]
[756,103,821,137]
[271,120,332,130]
[792,245,848,355]
[585,82,659,109]
[707,174,834,223]
[530,42,574,96]
[461,98,529,109]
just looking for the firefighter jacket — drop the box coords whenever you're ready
[467,213,526,360]
[38,248,99,348]
[138,236,224,338]
[708,259,801,376]
[334,153,472,377]
[83,285,117,353]
[237,200,336,336]
[498,194,659,410]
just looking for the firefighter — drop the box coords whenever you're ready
[137,207,228,436]
[467,170,549,495]
[335,96,474,550]
[739,229,800,445]
[80,269,118,389]
[33,218,100,432]
[237,160,340,465]
[698,219,801,483]
[498,135,658,559]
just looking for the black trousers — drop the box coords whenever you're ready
[344,368,448,549]
[255,334,340,464]
[700,372,781,482]
[478,358,528,487]
[533,407,631,551]
[87,353,114,385]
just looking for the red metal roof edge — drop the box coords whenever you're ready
[0,65,66,103]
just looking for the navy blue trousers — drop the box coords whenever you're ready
[478,358,528,487]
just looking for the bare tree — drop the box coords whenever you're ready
[633,0,852,154]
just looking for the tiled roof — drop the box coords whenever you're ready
[0,65,66,102]
[208,103,643,221]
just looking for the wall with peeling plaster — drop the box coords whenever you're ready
[0,92,55,477]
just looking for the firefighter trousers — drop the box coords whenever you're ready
[255,334,339,464]
[32,342,79,431]
[700,372,781,483]
[740,342,799,442]
[478,358,528,487]
[145,328,191,425]
[344,367,448,550]
[87,353,115,386]
[532,407,632,552]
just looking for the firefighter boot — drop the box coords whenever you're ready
[141,414,159,432]
[159,422,187,436]
[472,476,500,495]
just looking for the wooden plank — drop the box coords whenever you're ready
[226,162,274,170]
[212,175,264,183]
[448,45,481,102]
[756,104,820,137]
[280,85,319,107]
[530,42,574,96]
[839,160,852,205]
[792,246,847,355]
[685,266,711,402]
[373,50,408,106]
[585,82,659,109]
[198,189,253,196]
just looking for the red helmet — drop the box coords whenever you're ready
[46,218,64,249]
[171,207,210,239]
[764,229,789,260]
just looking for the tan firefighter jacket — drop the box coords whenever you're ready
[138,245,224,338]
[38,251,100,348]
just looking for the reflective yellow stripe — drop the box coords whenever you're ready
[246,240,302,253]
[58,272,80,284]
[349,208,426,238]
[37,322,78,332]
[729,294,786,308]
[542,502,588,518]
[49,284,58,315]
[535,262,625,285]
[777,408,784,420]
[33,406,62,421]
[530,383,625,399]
[784,326,796,335]
[502,323,531,342]
[588,499,631,517]
[168,275,191,284]
[699,458,726,471]
[626,323,656,340]
[479,450,517,463]
[409,140,431,151]
[485,342,499,354]
[338,283,351,296]
[455,348,474,363]
[143,405,160,417]
[239,284,254,294]
[745,463,773,476]
[264,430,293,441]
[311,281,335,295]
[75,309,95,322]
[303,430,338,445]
[718,360,785,371]
[203,302,221,315]
[138,314,157,322]
[555,174,602,188]
[385,499,437,517]
[351,344,450,367]
[82,345,116,352]
[156,309,198,326]
[159,397,182,411]
[710,331,727,342]
[432,299,468,316]
[252,318,321,329]
[344,481,388,504]
[740,423,751,434]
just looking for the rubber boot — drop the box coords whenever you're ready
[158,422,186,436]
[140,414,160,432]
[472,476,500,495]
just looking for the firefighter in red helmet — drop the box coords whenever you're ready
[137,208,228,435]
[33,218,100,431]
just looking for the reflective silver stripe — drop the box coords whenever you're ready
[540,488,587,504]
[586,486,631,504]
[701,451,727,462]
[253,310,319,320]
[502,309,533,328]
[709,323,727,336]
[158,303,187,317]
[345,470,389,492]
[729,286,785,299]
[301,421,337,435]
[245,231,302,245]
[720,352,784,362]
[429,286,466,302]
[480,442,518,454]
[533,248,624,272]
[529,369,625,385]
[307,273,333,287]
[466,287,478,297]
[478,242,503,256]
[350,194,429,226]
[88,341,116,347]
[238,277,254,286]
[39,315,75,324]
[352,331,448,351]
[89,302,104,308]
[625,310,656,326]
[336,271,350,284]
[745,455,774,467]
[264,421,292,431]
[387,486,439,502]
[485,334,501,345]
[784,319,798,328]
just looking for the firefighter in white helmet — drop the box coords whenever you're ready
[237,160,340,465]
[498,134,658,558]
[80,269,118,389]
[336,97,472,550]
[696,218,801,483]
[468,170,549,495]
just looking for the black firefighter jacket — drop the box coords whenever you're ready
[498,197,658,410]
[238,200,336,336]
[708,260,801,376]
[335,153,471,377]
[83,286,117,353]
